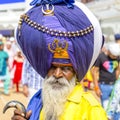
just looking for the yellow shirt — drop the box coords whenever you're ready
[40,84,107,120]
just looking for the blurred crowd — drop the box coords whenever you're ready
[0,34,43,100]
[0,34,24,94]
[82,33,120,120]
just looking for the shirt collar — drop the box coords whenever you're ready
[67,84,84,103]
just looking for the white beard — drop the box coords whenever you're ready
[42,76,76,120]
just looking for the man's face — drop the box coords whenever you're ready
[42,65,76,119]
[6,44,11,49]
[47,65,75,81]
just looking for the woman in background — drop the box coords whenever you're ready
[11,50,24,92]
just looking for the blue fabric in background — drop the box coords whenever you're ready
[0,0,25,4]
[0,30,14,37]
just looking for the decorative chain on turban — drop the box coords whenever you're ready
[16,0,103,81]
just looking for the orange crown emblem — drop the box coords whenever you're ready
[48,39,69,59]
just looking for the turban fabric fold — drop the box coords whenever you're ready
[16,0,103,81]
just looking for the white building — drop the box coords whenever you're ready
[0,0,120,38]
[86,0,120,40]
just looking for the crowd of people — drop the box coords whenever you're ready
[82,34,120,120]
[0,37,23,95]
[1,0,120,120]
[0,36,43,98]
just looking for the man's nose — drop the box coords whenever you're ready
[53,67,63,78]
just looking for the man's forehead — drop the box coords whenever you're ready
[52,63,73,67]
[51,64,75,73]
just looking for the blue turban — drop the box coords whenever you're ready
[16,0,103,81]
[115,34,120,41]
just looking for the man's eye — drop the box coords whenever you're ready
[61,67,73,72]
[51,66,57,70]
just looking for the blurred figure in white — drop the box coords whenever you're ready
[22,59,43,102]
[0,34,3,39]
[4,41,15,83]
[106,78,120,120]
[106,34,120,120]
[10,37,18,56]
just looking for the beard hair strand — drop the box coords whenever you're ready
[42,76,76,120]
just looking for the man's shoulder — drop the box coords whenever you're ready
[67,84,100,106]
[27,89,42,108]
[82,92,100,106]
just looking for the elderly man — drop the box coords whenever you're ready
[10,0,107,119]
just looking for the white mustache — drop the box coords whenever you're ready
[45,76,69,86]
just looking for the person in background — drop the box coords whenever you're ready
[114,34,120,45]
[101,42,109,55]
[11,50,24,92]
[106,34,120,120]
[93,42,120,110]
[4,41,14,69]
[4,41,15,87]
[114,33,120,74]
[10,37,18,56]
[22,59,43,101]
[0,41,10,95]
[106,77,120,120]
